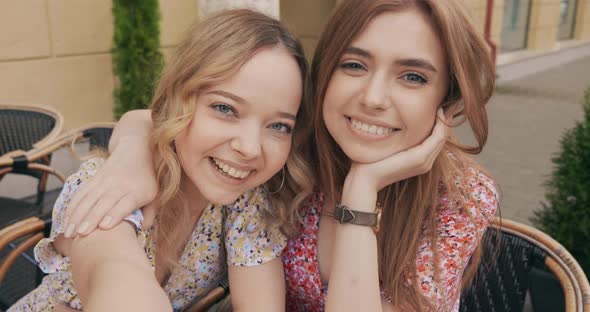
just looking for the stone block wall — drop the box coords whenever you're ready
[0,0,198,129]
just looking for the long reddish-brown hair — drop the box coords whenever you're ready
[308,0,496,310]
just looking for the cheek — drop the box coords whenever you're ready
[401,97,439,142]
[262,139,291,173]
[174,129,192,162]
[323,73,356,115]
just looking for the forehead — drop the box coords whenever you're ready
[210,46,302,113]
[351,8,447,69]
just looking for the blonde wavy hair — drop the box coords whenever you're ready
[149,9,313,282]
[309,0,497,310]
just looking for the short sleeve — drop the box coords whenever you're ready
[414,168,499,311]
[34,158,145,274]
[224,187,287,267]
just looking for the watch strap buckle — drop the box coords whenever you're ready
[339,206,356,224]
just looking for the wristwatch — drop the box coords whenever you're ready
[333,203,382,233]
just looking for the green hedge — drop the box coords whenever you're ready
[112,0,163,119]
[533,86,590,275]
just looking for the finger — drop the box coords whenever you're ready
[64,188,102,238]
[433,108,451,140]
[64,178,96,226]
[98,193,141,230]
[76,192,125,236]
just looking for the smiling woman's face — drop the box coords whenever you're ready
[322,8,449,164]
[174,46,302,205]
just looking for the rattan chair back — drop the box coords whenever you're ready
[0,123,114,308]
[0,105,63,156]
[461,218,590,312]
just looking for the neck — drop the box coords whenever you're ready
[180,174,209,217]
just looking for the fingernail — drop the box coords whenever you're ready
[65,224,76,238]
[99,216,112,228]
[77,222,89,234]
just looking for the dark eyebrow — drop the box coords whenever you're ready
[207,90,247,105]
[345,47,438,73]
[395,58,438,73]
[208,90,296,121]
[343,46,372,58]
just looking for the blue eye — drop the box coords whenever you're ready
[402,73,428,84]
[211,103,236,116]
[270,122,292,134]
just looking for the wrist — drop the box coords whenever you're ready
[342,178,377,212]
[333,203,382,233]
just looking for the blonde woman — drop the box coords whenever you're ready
[9,9,313,312]
[62,0,499,311]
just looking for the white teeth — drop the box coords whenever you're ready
[212,158,252,179]
[349,118,396,136]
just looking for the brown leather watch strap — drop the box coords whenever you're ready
[334,204,381,232]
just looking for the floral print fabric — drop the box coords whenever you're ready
[282,168,498,312]
[10,158,286,311]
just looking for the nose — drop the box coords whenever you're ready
[360,73,390,110]
[230,126,262,160]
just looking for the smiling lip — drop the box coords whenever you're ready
[209,157,255,183]
[345,115,400,138]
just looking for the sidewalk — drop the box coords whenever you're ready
[458,52,590,225]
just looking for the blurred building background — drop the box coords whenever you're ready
[1,0,590,224]
[1,0,589,129]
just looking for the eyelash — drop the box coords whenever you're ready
[211,103,237,117]
[340,61,366,71]
[270,123,293,135]
[211,103,293,135]
[402,73,428,85]
[341,61,428,85]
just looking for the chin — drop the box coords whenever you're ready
[339,144,395,164]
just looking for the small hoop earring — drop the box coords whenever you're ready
[268,167,285,194]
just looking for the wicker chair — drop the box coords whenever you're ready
[188,218,590,312]
[460,218,590,312]
[0,123,114,309]
[0,105,64,207]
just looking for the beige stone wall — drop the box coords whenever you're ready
[526,0,561,50]
[280,0,336,59]
[2,0,590,131]
[0,0,198,130]
[462,0,505,51]
[575,0,590,40]
[279,0,506,58]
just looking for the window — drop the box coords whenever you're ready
[558,0,578,40]
[500,0,533,52]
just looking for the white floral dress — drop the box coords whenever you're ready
[9,158,286,311]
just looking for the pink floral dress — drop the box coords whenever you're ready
[282,168,498,312]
